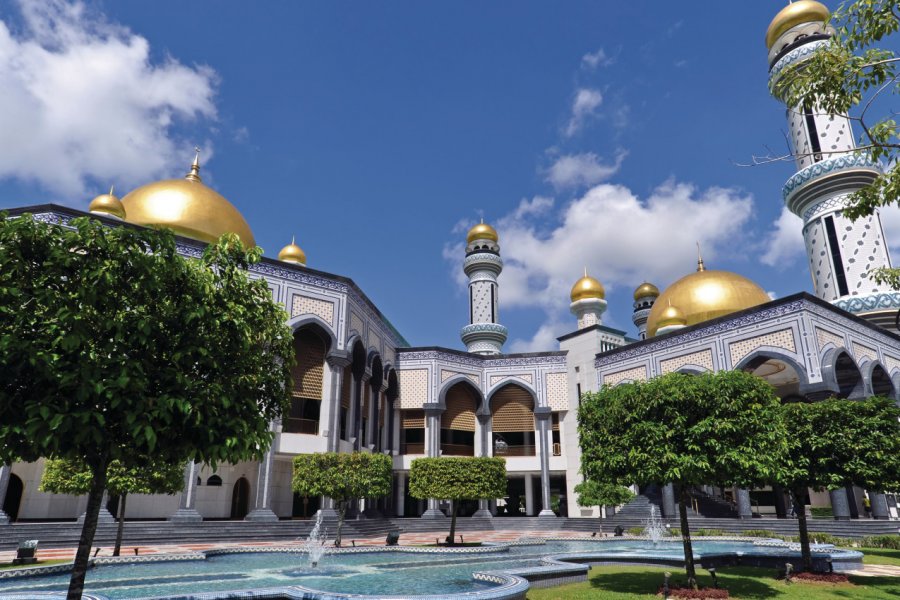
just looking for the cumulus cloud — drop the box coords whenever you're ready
[564,88,603,137]
[545,151,627,190]
[581,48,613,69]
[0,0,218,198]
[508,320,569,354]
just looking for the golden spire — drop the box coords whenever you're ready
[185,147,202,182]
[696,242,706,272]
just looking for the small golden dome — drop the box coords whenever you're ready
[120,153,255,248]
[656,303,687,330]
[467,221,498,244]
[766,1,830,50]
[571,270,606,302]
[88,186,125,219]
[278,238,306,266]
[633,282,660,301]
[646,265,770,337]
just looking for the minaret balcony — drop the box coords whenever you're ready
[782,154,880,215]
[463,252,503,276]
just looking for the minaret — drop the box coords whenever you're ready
[570,269,607,329]
[767,1,899,329]
[631,282,659,340]
[460,221,508,354]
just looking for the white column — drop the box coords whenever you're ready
[524,474,534,516]
[396,472,406,517]
[246,445,278,521]
[535,408,555,518]
[325,352,350,453]
[421,405,445,519]
[169,461,203,522]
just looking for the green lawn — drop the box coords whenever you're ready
[527,565,900,599]
[862,547,900,567]
[0,558,70,570]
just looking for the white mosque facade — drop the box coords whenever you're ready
[2,1,900,526]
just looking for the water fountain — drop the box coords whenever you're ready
[642,505,667,545]
[304,511,328,568]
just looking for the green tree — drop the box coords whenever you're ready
[779,396,900,571]
[409,456,506,546]
[0,215,293,599]
[40,458,184,557]
[574,479,635,518]
[292,452,393,547]
[578,371,787,589]
[773,1,900,286]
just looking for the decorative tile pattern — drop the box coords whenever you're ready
[545,372,568,411]
[768,38,829,86]
[397,368,429,408]
[399,349,566,369]
[290,294,334,325]
[852,342,877,363]
[603,365,648,386]
[782,153,877,202]
[660,349,714,374]
[729,329,796,365]
[883,355,900,374]
[816,327,845,351]
[490,373,533,386]
[349,311,364,339]
[441,370,480,386]
[834,291,900,314]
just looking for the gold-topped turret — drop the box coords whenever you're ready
[278,237,307,266]
[88,185,125,220]
[655,302,687,331]
[633,281,659,301]
[466,219,498,244]
[765,1,830,50]
[570,268,606,302]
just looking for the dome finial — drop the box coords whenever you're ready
[186,147,202,183]
[696,242,706,272]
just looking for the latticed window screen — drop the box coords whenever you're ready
[341,368,352,408]
[491,385,534,432]
[401,409,425,429]
[443,384,477,432]
[291,330,325,399]
[552,412,560,432]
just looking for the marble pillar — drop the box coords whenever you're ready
[870,492,890,520]
[534,408,555,518]
[169,461,203,522]
[524,474,535,516]
[472,414,493,518]
[246,447,278,521]
[661,483,677,518]
[421,404,446,519]
[396,472,406,517]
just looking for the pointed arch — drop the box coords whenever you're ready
[734,348,811,398]
[287,314,336,352]
[821,348,865,399]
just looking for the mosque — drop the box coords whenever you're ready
[2,1,899,526]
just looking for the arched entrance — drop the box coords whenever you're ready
[286,328,328,435]
[835,352,864,398]
[737,352,806,400]
[230,477,250,519]
[3,474,23,522]
[870,365,895,397]
[441,381,478,456]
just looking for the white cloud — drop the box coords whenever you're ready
[581,48,613,69]
[564,88,603,137]
[509,320,568,354]
[760,207,804,267]
[0,0,218,198]
[545,151,627,190]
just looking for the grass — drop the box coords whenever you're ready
[862,547,900,567]
[526,565,900,599]
[0,558,70,570]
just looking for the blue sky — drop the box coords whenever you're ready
[1,1,898,350]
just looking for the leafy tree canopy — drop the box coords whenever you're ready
[574,479,635,508]
[409,456,507,502]
[39,458,185,497]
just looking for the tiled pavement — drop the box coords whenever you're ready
[3,530,898,579]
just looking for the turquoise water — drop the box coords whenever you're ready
[0,540,857,599]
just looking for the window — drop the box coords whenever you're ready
[206,475,223,487]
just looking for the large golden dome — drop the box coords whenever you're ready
[646,265,770,337]
[120,155,255,248]
[571,272,606,302]
[467,221,498,244]
[766,1,830,50]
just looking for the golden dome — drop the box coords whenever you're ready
[467,221,498,244]
[88,186,125,219]
[120,153,256,248]
[766,1,830,50]
[633,282,660,301]
[278,238,306,266]
[646,265,770,337]
[656,303,687,330]
[571,271,606,302]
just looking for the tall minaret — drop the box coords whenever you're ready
[460,221,508,354]
[767,1,899,329]
[631,282,659,340]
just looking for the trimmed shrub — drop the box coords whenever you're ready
[861,535,900,550]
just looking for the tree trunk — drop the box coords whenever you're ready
[678,486,697,590]
[793,488,812,571]
[67,460,109,600]
[335,501,346,548]
[448,499,458,545]
[113,493,128,557]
